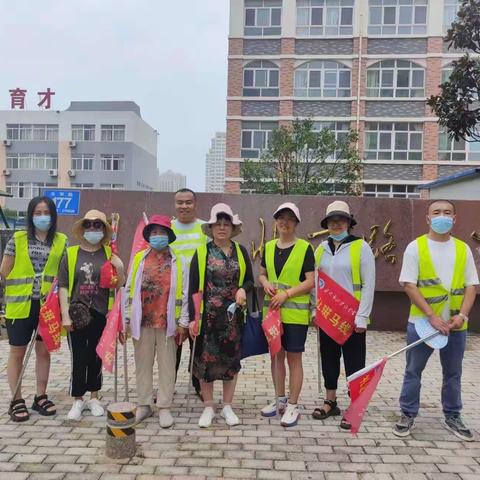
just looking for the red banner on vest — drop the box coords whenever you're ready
[262,308,284,357]
[38,279,62,352]
[315,270,359,345]
[343,357,388,434]
[96,293,122,373]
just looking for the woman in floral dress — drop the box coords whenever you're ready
[188,203,253,428]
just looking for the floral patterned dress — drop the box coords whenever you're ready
[192,242,250,382]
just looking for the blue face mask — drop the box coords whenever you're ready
[149,235,169,250]
[430,215,454,234]
[83,231,104,245]
[33,215,51,232]
[329,230,349,242]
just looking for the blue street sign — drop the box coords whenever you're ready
[43,189,81,216]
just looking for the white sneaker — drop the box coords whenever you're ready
[198,406,215,428]
[261,396,288,417]
[159,409,174,428]
[86,398,104,417]
[135,405,153,423]
[221,405,240,426]
[67,399,85,421]
[280,403,300,427]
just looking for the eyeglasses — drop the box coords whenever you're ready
[82,220,104,229]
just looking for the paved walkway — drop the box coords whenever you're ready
[0,329,479,480]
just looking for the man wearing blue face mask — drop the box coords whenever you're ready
[123,215,189,427]
[394,200,479,441]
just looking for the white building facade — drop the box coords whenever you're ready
[205,132,226,193]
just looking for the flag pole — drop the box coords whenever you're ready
[316,328,322,396]
[186,336,197,412]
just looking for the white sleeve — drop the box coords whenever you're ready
[399,241,419,286]
[355,242,376,329]
[179,258,190,328]
[464,246,480,286]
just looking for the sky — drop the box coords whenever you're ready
[0,0,230,191]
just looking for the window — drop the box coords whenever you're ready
[368,0,427,35]
[6,154,58,170]
[365,122,423,160]
[364,183,420,198]
[243,61,279,97]
[294,61,351,97]
[100,154,125,171]
[442,63,454,84]
[245,0,282,36]
[6,124,58,141]
[6,182,56,199]
[313,121,351,159]
[438,131,480,161]
[367,60,425,98]
[72,124,95,141]
[71,154,94,171]
[101,125,126,141]
[71,183,94,189]
[100,183,125,190]
[296,0,354,36]
[241,121,278,158]
[444,0,461,33]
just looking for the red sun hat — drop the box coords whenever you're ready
[142,215,176,244]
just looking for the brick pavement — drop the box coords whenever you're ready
[0,329,479,480]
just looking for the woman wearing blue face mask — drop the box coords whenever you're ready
[312,201,376,430]
[58,209,124,421]
[1,196,66,422]
[123,215,188,428]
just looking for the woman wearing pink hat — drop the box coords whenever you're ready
[259,202,315,427]
[123,215,188,428]
[187,203,253,428]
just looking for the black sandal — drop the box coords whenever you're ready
[312,400,341,420]
[340,417,351,430]
[9,398,30,422]
[31,394,56,416]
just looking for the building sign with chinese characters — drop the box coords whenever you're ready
[8,88,55,110]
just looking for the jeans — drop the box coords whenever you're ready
[399,322,466,418]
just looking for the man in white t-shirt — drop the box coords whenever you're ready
[393,200,478,441]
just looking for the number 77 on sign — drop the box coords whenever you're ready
[43,189,81,216]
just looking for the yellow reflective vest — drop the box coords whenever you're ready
[127,248,183,320]
[196,242,246,332]
[412,234,468,332]
[66,245,115,311]
[5,231,67,319]
[171,220,207,265]
[263,239,311,325]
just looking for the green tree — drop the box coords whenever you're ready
[428,0,480,141]
[241,119,362,195]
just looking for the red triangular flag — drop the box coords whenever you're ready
[262,308,284,357]
[343,357,388,434]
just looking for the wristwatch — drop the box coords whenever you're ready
[458,312,468,322]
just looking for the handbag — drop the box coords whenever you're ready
[240,289,269,359]
[69,300,92,331]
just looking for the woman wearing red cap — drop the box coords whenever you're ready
[259,202,315,427]
[124,215,189,428]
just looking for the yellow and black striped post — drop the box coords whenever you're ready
[105,402,136,459]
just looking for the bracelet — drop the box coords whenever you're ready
[458,312,469,322]
[284,289,290,298]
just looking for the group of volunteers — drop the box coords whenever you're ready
[1,189,477,442]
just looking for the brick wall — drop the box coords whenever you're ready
[228,38,243,56]
[227,59,243,97]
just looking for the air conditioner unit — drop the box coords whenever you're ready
[49,169,58,177]
[3,169,11,176]
[69,141,76,148]
[68,169,76,177]
[3,140,11,147]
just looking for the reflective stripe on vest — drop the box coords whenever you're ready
[66,244,114,311]
[197,242,246,332]
[263,239,311,325]
[128,248,183,320]
[314,239,369,323]
[5,231,67,319]
[171,221,207,265]
[411,234,467,331]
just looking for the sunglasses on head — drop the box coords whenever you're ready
[82,220,104,229]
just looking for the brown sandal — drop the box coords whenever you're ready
[9,398,30,422]
[312,399,341,420]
